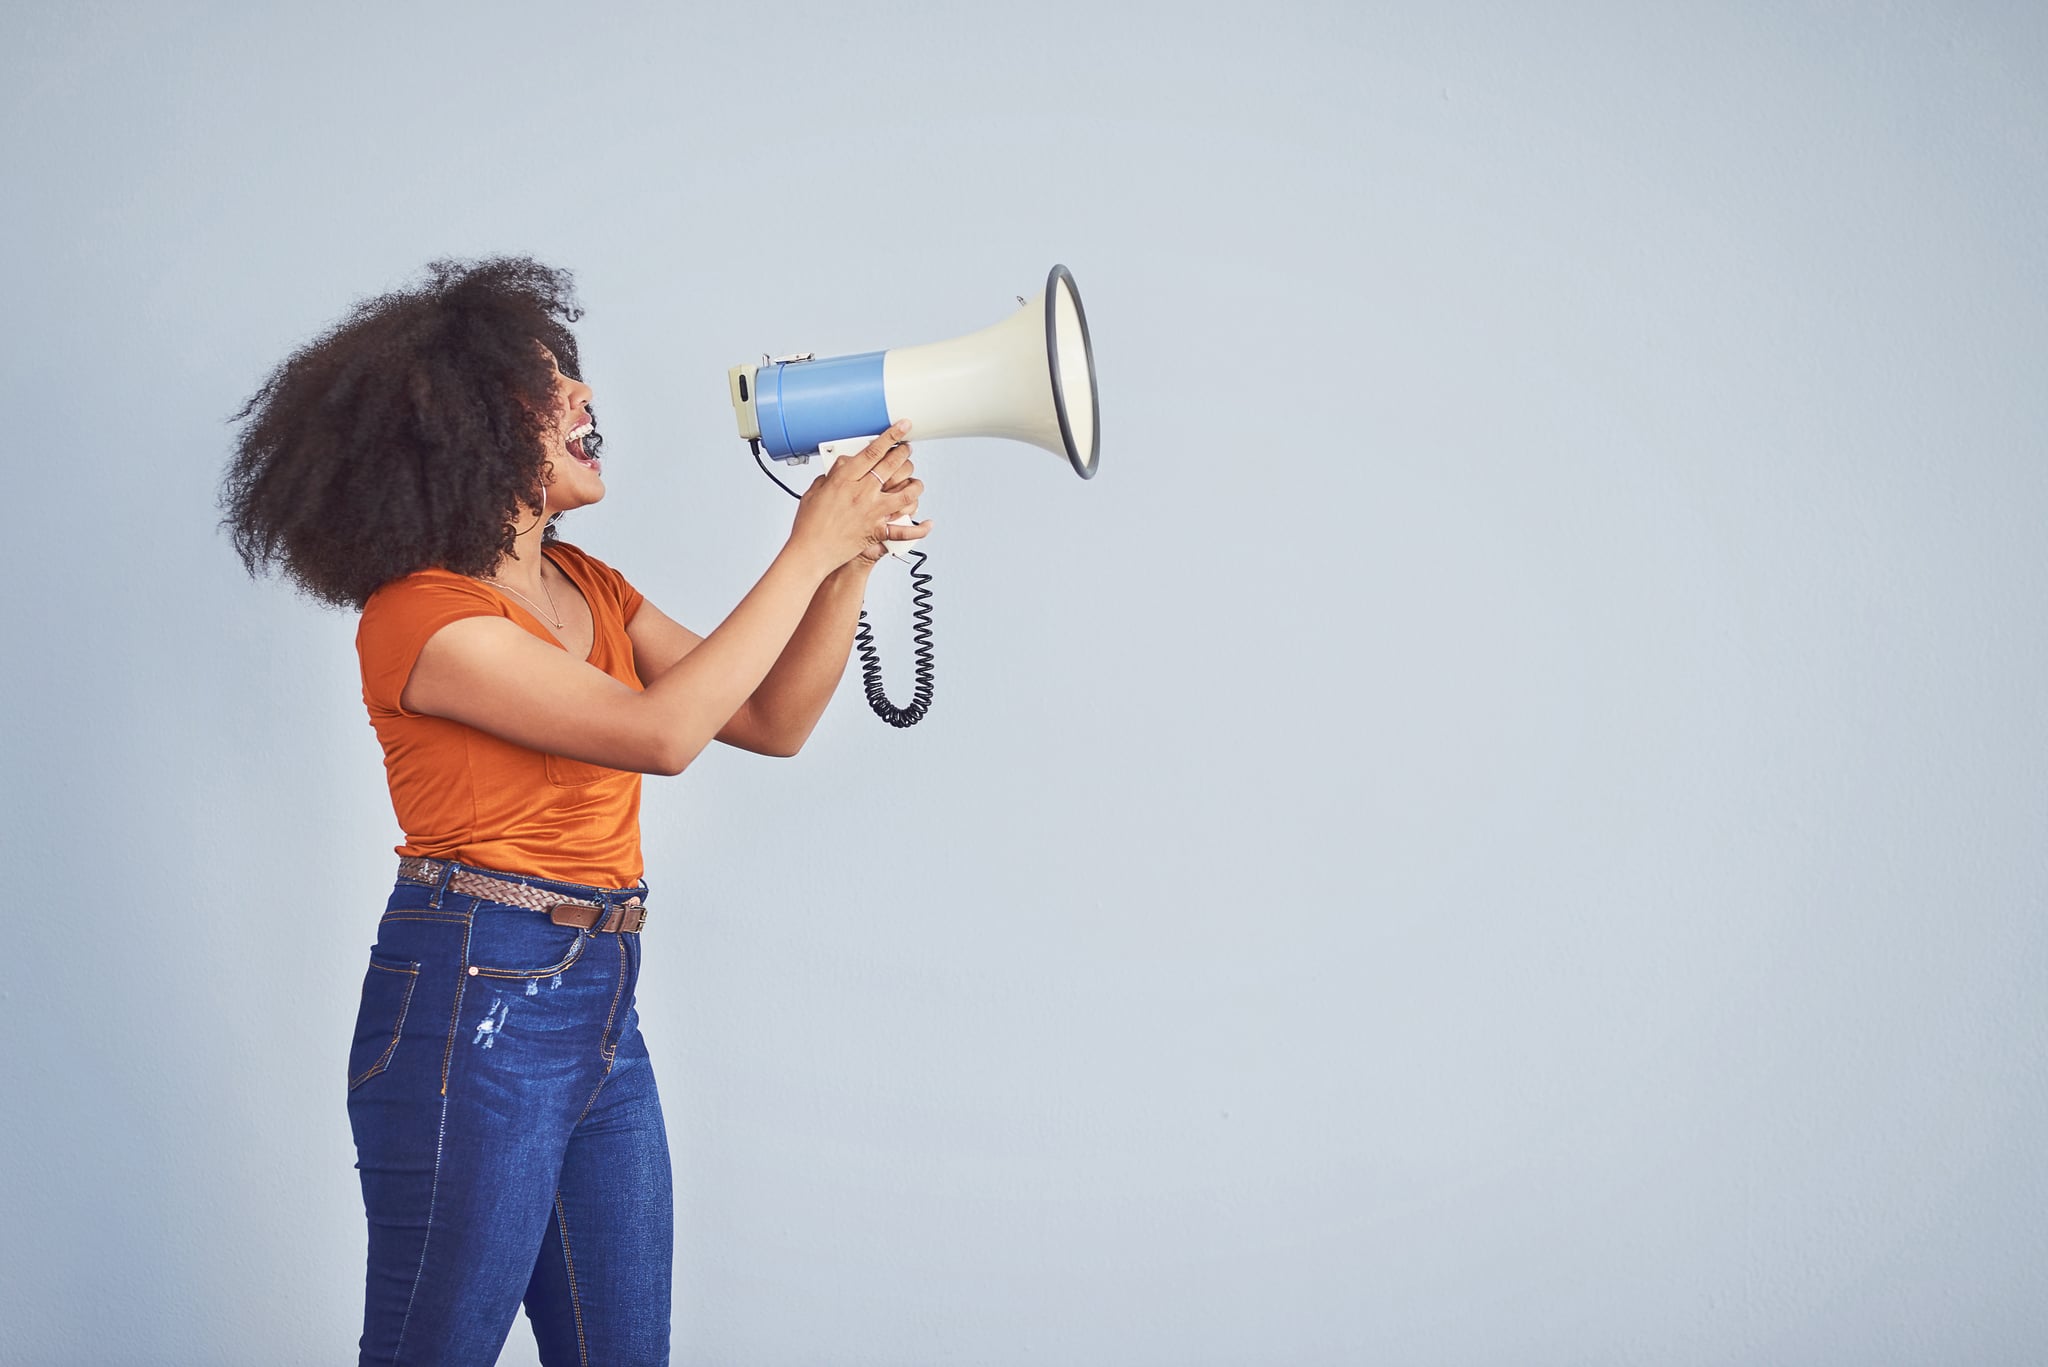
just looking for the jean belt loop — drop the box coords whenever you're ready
[429,858,459,910]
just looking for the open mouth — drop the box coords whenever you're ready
[566,421,600,473]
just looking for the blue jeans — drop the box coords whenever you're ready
[346,861,672,1366]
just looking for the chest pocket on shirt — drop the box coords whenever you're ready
[547,753,623,788]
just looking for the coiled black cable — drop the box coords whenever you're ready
[754,439,936,727]
[854,549,934,726]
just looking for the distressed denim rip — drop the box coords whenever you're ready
[346,860,671,1366]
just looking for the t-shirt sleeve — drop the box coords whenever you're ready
[552,542,645,626]
[357,573,511,716]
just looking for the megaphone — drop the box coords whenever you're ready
[725,265,1100,731]
[728,263,1099,479]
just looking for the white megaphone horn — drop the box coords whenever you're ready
[727,264,1099,481]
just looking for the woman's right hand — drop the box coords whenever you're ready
[787,420,931,573]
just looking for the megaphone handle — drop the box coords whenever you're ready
[757,436,936,727]
[817,435,918,561]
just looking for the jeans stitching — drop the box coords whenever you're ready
[555,1190,591,1367]
[391,1090,451,1365]
[347,959,419,1091]
[467,929,588,981]
[439,903,476,1098]
[399,893,475,1360]
[568,939,631,1130]
[599,936,627,1066]
[366,875,654,1359]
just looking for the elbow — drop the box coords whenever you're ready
[646,738,699,777]
[736,709,810,758]
[757,721,816,759]
[734,728,803,759]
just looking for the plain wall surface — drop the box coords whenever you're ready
[2,3,2044,1363]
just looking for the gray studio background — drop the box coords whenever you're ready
[3,3,2044,1364]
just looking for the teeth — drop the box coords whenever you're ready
[567,422,594,441]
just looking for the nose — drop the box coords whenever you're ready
[566,375,593,413]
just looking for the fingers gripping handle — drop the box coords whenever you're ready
[799,434,937,726]
[817,435,919,561]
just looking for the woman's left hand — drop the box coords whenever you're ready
[853,448,921,565]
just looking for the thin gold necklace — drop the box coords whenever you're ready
[481,565,564,628]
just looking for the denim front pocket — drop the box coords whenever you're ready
[466,910,589,981]
[347,953,420,1090]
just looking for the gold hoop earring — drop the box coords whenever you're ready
[511,481,548,537]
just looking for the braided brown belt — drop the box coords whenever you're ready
[396,857,647,933]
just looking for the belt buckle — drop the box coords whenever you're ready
[547,899,646,933]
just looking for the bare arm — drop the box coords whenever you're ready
[400,426,928,774]
[626,447,922,756]
[626,558,877,758]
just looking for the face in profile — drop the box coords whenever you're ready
[534,343,603,514]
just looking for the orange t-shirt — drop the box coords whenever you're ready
[356,540,647,888]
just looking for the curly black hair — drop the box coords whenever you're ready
[222,256,602,609]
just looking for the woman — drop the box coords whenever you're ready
[222,257,926,1365]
